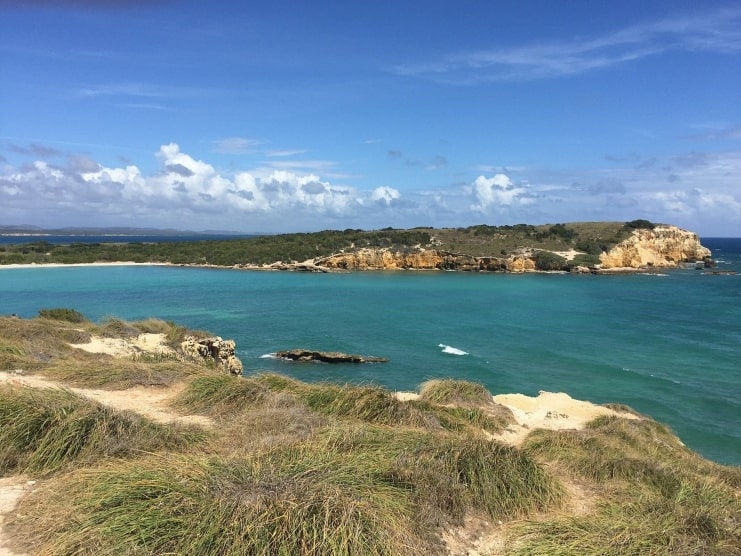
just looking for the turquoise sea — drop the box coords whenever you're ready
[0,238,739,465]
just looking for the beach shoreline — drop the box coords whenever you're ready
[0,262,170,270]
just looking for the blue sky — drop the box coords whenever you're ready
[1,1,740,235]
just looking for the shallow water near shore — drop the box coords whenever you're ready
[1,238,739,465]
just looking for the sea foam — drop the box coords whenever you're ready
[438,344,468,356]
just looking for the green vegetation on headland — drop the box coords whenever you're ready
[0,220,652,269]
[0,311,738,554]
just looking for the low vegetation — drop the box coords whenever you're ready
[0,386,202,475]
[0,313,737,555]
[0,221,652,267]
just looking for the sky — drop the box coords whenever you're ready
[1,1,740,236]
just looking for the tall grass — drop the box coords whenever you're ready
[419,378,492,406]
[511,480,740,555]
[0,385,203,474]
[41,354,209,389]
[14,451,424,555]
[173,374,270,416]
[514,415,741,555]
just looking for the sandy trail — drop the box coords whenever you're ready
[0,363,211,556]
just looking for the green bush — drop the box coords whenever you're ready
[37,308,88,323]
[571,254,602,268]
[625,219,655,230]
[533,251,567,271]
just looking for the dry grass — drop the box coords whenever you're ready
[510,415,741,555]
[0,385,204,475]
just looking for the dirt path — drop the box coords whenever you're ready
[0,369,212,556]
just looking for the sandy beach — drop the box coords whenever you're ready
[0,262,170,270]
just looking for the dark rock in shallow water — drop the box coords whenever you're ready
[276,349,388,364]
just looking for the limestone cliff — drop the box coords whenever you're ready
[312,224,710,272]
[599,225,711,269]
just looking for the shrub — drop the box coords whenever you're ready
[533,251,567,271]
[570,253,602,268]
[37,308,87,323]
[625,219,655,230]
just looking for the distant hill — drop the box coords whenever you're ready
[0,225,251,237]
[1,220,694,272]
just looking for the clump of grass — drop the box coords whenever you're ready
[173,375,270,417]
[419,378,493,406]
[510,480,740,555]
[98,316,140,338]
[298,383,443,429]
[523,416,690,484]
[319,423,562,523]
[401,436,564,523]
[132,318,204,347]
[37,307,88,323]
[0,385,203,474]
[131,317,173,334]
[214,395,325,456]
[0,316,83,369]
[42,354,208,389]
[514,415,741,555]
[428,404,514,435]
[13,451,425,555]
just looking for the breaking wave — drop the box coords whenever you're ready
[438,343,468,356]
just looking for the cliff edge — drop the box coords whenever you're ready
[599,224,711,269]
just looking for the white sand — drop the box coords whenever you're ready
[395,390,639,446]
[0,262,169,270]
[70,333,175,358]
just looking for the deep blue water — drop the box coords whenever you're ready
[0,237,739,465]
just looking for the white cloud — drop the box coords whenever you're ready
[1,142,739,235]
[370,186,400,205]
[470,174,529,211]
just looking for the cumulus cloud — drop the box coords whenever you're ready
[370,186,401,205]
[470,174,530,211]
[1,141,739,234]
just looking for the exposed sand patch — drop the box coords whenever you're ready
[0,476,32,556]
[70,333,176,358]
[0,371,210,428]
[394,390,639,447]
[493,391,639,446]
[552,249,583,261]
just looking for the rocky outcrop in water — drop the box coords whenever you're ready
[599,225,712,269]
[180,336,244,375]
[276,349,389,364]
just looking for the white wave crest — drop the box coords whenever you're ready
[260,353,277,359]
[438,343,468,356]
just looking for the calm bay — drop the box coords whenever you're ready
[1,238,739,465]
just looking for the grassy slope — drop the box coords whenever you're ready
[0,221,638,266]
[1,313,738,555]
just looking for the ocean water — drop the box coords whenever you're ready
[0,238,739,465]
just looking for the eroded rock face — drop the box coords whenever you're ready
[317,248,446,270]
[180,336,244,375]
[600,226,712,269]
